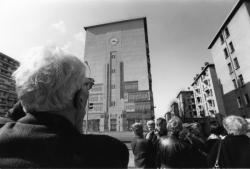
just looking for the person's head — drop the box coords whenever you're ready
[146,120,155,132]
[13,46,93,132]
[189,122,202,136]
[132,123,143,137]
[223,115,248,136]
[156,118,167,132]
[210,121,225,136]
[167,116,183,136]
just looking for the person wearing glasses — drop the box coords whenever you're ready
[0,46,129,168]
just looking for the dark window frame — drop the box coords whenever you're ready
[237,97,243,108]
[232,79,237,89]
[220,34,224,44]
[227,62,233,74]
[229,42,235,53]
[244,94,250,106]
[224,48,229,58]
[233,57,240,70]
[238,74,244,87]
[225,27,230,38]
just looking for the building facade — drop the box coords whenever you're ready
[176,90,197,120]
[0,52,19,116]
[191,63,225,118]
[170,102,179,117]
[84,17,154,132]
[208,0,250,117]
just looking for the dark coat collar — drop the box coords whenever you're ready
[17,111,80,136]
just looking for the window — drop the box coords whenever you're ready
[110,119,117,131]
[111,69,115,73]
[110,101,115,107]
[224,48,229,58]
[233,57,240,69]
[197,97,201,103]
[225,27,230,38]
[219,34,224,44]
[238,74,244,86]
[237,97,242,108]
[111,84,115,89]
[227,63,233,74]
[244,94,250,105]
[229,42,235,53]
[110,51,117,59]
[232,79,237,89]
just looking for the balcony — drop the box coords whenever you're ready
[206,94,213,101]
[208,105,215,111]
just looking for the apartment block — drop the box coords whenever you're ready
[170,102,179,117]
[191,63,225,118]
[176,90,197,120]
[84,17,154,132]
[208,0,250,117]
[0,52,19,116]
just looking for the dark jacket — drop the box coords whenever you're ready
[145,131,157,143]
[208,135,250,168]
[131,136,155,168]
[158,134,202,168]
[0,112,129,168]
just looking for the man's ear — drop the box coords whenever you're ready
[73,89,88,110]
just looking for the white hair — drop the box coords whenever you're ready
[223,115,248,135]
[147,120,155,126]
[13,46,87,112]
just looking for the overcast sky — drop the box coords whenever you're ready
[0,0,237,118]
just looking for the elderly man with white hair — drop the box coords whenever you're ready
[0,46,128,168]
[208,115,250,168]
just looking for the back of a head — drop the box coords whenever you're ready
[210,121,224,135]
[156,118,166,126]
[13,46,87,112]
[167,116,183,136]
[132,123,143,136]
[223,115,248,136]
[147,120,155,126]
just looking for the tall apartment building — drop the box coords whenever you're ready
[0,52,19,116]
[84,17,154,132]
[170,101,179,117]
[208,0,250,117]
[191,63,225,118]
[176,90,197,120]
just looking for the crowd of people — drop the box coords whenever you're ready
[131,115,250,168]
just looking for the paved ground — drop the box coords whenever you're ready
[128,149,135,168]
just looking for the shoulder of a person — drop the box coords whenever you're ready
[0,116,14,128]
[80,134,128,152]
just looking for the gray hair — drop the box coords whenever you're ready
[167,116,183,135]
[147,120,155,126]
[223,115,248,135]
[131,123,143,136]
[13,46,87,112]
